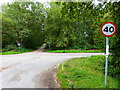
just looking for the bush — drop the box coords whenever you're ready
[68,46,81,49]
[102,56,119,78]
[108,56,120,78]
[3,44,18,52]
[110,20,120,78]
[3,44,31,52]
[110,35,120,78]
[18,47,31,52]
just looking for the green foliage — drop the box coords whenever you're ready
[108,56,120,78]
[3,44,18,51]
[103,2,120,78]
[2,2,45,49]
[2,44,32,52]
[0,52,23,55]
[0,49,32,55]
[44,2,106,49]
[2,1,118,50]
[48,50,104,53]
[57,55,118,88]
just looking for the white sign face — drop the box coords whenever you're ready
[100,22,116,37]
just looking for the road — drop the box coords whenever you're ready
[0,51,104,88]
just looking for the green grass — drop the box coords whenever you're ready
[0,49,32,55]
[48,50,104,53]
[57,55,118,88]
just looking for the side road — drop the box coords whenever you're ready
[0,51,104,88]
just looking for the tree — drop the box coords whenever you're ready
[2,2,45,49]
[54,2,106,49]
[44,2,83,49]
[106,2,120,78]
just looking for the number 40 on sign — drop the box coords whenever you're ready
[100,22,116,37]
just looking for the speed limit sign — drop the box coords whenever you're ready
[100,22,116,86]
[100,22,116,37]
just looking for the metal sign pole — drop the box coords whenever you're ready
[101,22,116,86]
[105,37,109,85]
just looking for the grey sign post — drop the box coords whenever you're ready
[105,37,109,85]
[100,22,116,85]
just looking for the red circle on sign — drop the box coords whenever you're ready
[100,22,116,37]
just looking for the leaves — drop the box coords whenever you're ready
[2,2,45,48]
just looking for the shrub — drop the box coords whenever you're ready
[108,56,120,78]
[4,44,18,51]
[2,44,32,52]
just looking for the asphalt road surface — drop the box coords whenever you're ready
[0,51,104,88]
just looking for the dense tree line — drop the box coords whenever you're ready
[44,2,105,50]
[106,2,120,78]
[1,1,116,50]
[2,2,45,49]
[1,1,120,78]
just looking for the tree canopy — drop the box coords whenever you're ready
[2,2,45,49]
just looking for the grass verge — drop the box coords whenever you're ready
[0,49,32,55]
[48,50,104,53]
[57,55,118,88]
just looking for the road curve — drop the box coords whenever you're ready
[0,51,104,88]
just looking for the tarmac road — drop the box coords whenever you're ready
[0,51,104,88]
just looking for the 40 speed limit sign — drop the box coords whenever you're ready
[100,22,116,37]
[100,22,116,86]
